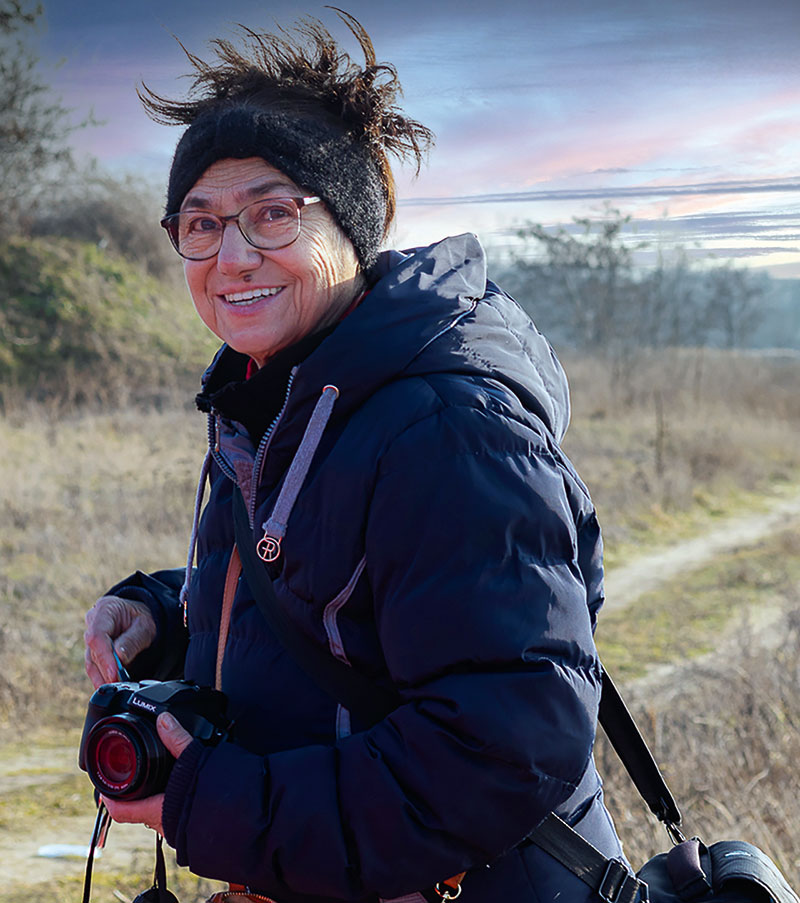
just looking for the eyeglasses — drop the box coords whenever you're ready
[160,195,322,260]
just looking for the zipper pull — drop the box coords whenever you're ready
[256,530,281,562]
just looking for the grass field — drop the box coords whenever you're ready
[3,350,798,732]
[0,404,204,734]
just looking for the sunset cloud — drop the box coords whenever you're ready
[33,0,800,274]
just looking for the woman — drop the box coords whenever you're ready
[84,12,627,903]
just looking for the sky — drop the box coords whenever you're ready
[27,0,800,276]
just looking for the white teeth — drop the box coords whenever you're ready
[223,287,282,304]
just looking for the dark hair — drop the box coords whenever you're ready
[138,9,434,237]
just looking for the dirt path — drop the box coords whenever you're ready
[0,744,155,891]
[4,488,800,892]
[603,488,800,611]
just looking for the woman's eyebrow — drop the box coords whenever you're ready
[182,180,299,210]
[181,194,213,210]
[242,180,298,199]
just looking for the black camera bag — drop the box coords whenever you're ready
[521,671,800,903]
[233,490,800,903]
[638,837,799,902]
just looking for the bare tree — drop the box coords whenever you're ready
[703,264,767,349]
[0,0,80,234]
[509,208,650,352]
[505,210,770,355]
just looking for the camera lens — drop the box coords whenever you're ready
[85,713,171,800]
[95,729,137,786]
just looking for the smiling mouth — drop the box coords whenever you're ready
[222,287,284,306]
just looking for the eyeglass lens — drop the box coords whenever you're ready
[172,198,302,259]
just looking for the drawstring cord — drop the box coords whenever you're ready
[179,448,212,626]
[257,385,339,562]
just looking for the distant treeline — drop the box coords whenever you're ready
[488,212,800,360]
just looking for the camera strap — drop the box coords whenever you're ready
[131,833,180,903]
[82,801,111,903]
[82,802,178,903]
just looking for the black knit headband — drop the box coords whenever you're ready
[166,105,387,270]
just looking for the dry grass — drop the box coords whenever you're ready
[0,402,204,733]
[599,604,800,880]
[595,527,800,882]
[3,866,223,903]
[563,349,800,560]
[2,349,799,732]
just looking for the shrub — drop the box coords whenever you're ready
[0,235,217,407]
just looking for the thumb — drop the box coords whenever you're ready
[157,713,194,759]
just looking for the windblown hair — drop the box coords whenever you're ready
[138,9,434,230]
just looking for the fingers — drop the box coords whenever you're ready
[157,713,194,759]
[114,614,157,666]
[102,792,165,836]
[84,595,156,686]
[84,617,118,687]
[84,646,108,689]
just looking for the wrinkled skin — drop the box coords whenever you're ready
[84,595,156,687]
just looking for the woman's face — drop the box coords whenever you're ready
[182,157,363,367]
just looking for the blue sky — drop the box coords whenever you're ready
[32,0,800,275]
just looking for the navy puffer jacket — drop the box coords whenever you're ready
[116,234,626,902]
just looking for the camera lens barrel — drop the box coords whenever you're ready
[85,713,172,800]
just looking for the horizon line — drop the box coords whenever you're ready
[400,177,800,207]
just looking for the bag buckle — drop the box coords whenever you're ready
[598,859,645,903]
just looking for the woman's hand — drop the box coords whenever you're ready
[101,713,194,836]
[84,595,157,688]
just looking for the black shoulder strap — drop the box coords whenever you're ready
[599,669,683,836]
[527,812,647,903]
[232,489,401,726]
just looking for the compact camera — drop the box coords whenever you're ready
[79,680,230,800]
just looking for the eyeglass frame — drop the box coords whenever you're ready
[160,195,323,261]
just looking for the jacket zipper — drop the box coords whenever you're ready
[205,368,298,524]
[248,367,297,528]
[207,413,238,483]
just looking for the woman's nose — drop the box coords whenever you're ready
[216,222,263,274]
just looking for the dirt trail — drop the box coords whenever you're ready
[0,744,156,891]
[3,488,800,892]
[603,488,800,611]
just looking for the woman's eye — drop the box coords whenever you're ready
[256,202,293,222]
[186,215,221,233]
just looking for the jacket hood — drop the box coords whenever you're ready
[202,233,571,444]
[290,232,570,442]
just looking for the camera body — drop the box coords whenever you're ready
[79,680,230,800]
